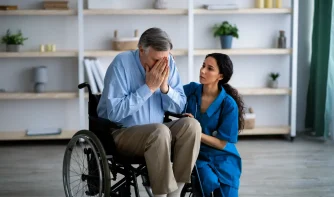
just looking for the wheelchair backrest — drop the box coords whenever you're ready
[78,82,101,118]
[88,94,101,118]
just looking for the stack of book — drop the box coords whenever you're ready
[43,1,69,10]
[203,0,238,10]
[0,5,18,10]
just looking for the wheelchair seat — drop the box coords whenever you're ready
[62,82,204,197]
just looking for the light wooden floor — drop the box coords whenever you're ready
[0,135,333,197]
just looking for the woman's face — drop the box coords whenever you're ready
[199,56,223,85]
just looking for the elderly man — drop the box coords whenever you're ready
[97,27,201,197]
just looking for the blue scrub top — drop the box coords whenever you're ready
[183,82,242,189]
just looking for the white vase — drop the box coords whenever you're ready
[33,66,48,93]
[154,0,167,9]
[269,80,278,88]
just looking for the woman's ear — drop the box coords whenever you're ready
[219,74,223,80]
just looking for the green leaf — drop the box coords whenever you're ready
[1,29,28,45]
[213,21,239,38]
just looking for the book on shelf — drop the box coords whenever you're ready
[203,0,238,10]
[43,0,69,10]
[0,5,18,10]
[84,58,106,94]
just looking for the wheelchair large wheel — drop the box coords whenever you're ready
[63,130,111,197]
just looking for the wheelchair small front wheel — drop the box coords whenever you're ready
[63,130,111,197]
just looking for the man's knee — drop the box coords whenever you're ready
[179,117,202,137]
[149,123,171,142]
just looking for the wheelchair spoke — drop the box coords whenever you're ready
[71,180,82,195]
[70,179,81,185]
[80,141,89,172]
[74,143,84,173]
[70,166,81,176]
[71,151,83,172]
[75,182,86,197]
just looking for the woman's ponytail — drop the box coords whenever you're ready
[222,83,245,132]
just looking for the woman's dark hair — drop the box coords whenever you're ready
[205,53,245,132]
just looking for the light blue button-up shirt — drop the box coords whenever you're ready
[97,49,186,127]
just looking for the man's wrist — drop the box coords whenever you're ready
[161,84,169,94]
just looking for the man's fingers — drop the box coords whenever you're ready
[152,58,164,72]
[145,65,149,73]
[159,57,168,73]
[158,58,167,73]
[163,64,169,79]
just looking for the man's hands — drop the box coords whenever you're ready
[145,57,169,93]
[160,58,169,93]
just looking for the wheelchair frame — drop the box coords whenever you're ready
[62,82,204,197]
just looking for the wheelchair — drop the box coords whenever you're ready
[62,82,205,197]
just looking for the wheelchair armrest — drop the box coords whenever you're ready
[163,111,189,123]
[165,111,189,118]
[89,116,123,132]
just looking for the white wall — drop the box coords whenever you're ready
[0,0,311,133]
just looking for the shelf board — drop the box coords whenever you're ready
[0,130,77,141]
[0,92,78,100]
[0,10,76,16]
[194,48,292,56]
[238,88,291,95]
[239,126,290,135]
[0,51,77,58]
[85,49,188,57]
[84,9,188,15]
[194,8,291,15]
[83,88,290,98]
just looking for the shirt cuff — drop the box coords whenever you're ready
[162,86,176,100]
[137,84,152,101]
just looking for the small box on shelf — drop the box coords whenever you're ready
[244,107,256,129]
[112,30,139,51]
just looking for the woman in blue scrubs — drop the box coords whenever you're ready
[183,53,245,197]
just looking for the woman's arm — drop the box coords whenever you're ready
[201,133,227,150]
[182,113,228,150]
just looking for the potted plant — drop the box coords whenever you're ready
[213,21,239,49]
[1,29,28,52]
[268,72,280,88]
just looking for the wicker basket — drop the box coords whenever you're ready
[244,107,256,129]
[112,30,139,51]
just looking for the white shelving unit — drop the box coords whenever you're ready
[0,0,298,140]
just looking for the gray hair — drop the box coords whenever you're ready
[138,28,173,52]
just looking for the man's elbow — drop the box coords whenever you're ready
[107,111,123,123]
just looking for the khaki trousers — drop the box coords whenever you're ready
[111,117,202,195]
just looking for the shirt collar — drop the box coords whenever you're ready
[134,49,145,78]
[196,84,227,118]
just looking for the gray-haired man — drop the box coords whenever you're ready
[97,28,201,197]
